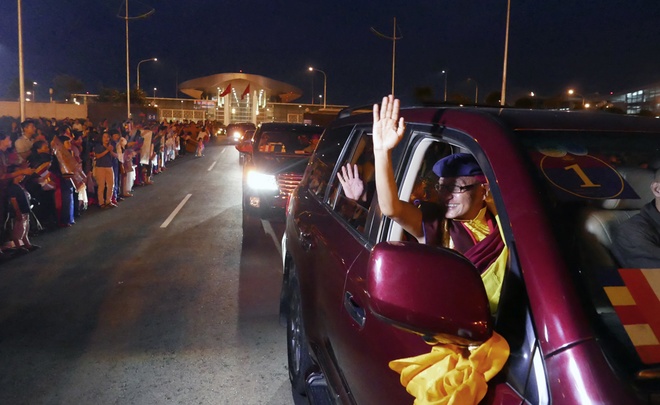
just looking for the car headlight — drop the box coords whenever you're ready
[233,131,242,139]
[246,171,278,191]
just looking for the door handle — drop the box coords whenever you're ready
[344,292,366,328]
[298,229,314,251]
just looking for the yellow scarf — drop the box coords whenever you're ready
[449,206,508,313]
[389,332,510,405]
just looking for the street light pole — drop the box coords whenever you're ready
[371,17,402,96]
[501,0,511,106]
[137,57,157,90]
[441,70,448,102]
[153,87,157,98]
[17,0,26,121]
[308,67,327,109]
[125,0,130,119]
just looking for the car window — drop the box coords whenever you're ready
[300,125,353,198]
[327,131,374,235]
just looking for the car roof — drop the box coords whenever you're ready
[257,122,323,131]
[332,106,660,135]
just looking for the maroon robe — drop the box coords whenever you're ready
[418,201,505,274]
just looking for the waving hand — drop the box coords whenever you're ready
[373,95,405,152]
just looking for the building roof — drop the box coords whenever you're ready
[178,72,302,102]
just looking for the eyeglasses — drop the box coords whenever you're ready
[434,183,482,194]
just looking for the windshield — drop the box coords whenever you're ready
[257,129,322,155]
[519,130,660,377]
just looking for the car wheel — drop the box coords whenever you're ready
[287,277,315,395]
[279,265,290,327]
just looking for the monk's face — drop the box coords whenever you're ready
[437,176,487,220]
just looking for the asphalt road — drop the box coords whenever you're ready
[0,138,302,405]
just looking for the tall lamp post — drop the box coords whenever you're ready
[501,0,511,106]
[371,17,402,95]
[153,87,157,98]
[137,57,157,90]
[308,66,327,109]
[467,78,479,104]
[441,70,448,102]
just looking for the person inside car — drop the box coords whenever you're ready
[340,95,508,313]
[612,168,660,268]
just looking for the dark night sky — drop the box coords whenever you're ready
[2,0,660,106]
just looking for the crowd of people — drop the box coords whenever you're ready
[0,116,217,261]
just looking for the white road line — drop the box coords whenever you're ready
[160,194,192,228]
[262,220,282,257]
[207,161,217,171]
[220,148,226,154]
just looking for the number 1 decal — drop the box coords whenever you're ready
[564,164,601,188]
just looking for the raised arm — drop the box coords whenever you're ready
[373,95,424,241]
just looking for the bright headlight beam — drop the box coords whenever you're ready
[246,171,278,191]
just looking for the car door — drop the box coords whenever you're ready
[290,125,369,385]
[326,128,434,404]
[332,126,534,404]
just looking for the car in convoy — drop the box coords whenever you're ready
[226,122,256,143]
[280,105,660,404]
[236,129,255,165]
[242,122,324,219]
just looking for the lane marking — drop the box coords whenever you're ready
[160,194,192,228]
[262,219,282,257]
[208,161,217,171]
[220,148,226,154]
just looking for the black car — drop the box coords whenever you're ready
[242,122,323,219]
[226,122,256,143]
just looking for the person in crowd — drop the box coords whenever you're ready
[339,95,508,313]
[7,165,40,253]
[153,126,166,173]
[195,126,207,157]
[109,130,122,204]
[121,141,135,198]
[139,125,155,185]
[125,121,143,187]
[50,135,76,227]
[26,140,55,229]
[93,131,117,208]
[10,120,22,140]
[612,168,660,267]
[14,119,37,163]
[1,133,33,256]
[113,130,128,200]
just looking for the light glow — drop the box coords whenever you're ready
[246,171,278,191]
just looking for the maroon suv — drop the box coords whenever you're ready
[280,106,660,404]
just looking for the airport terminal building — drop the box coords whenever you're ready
[158,72,345,125]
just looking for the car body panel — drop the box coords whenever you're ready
[282,106,660,404]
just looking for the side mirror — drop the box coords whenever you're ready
[367,241,492,346]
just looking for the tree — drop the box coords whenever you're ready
[514,97,535,108]
[52,74,85,101]
[447,92,471,105]
[485,91,502,106]
[413,86,434,104]
[97,87,148,105]
[5,77,37,100]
